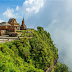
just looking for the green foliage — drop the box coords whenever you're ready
[0,27,69,72]
[17,29,34,37]
[37,27,44,33]
[54,62,69,72]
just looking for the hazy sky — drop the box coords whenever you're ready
[0,0,72,70]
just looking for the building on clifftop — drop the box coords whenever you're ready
[8,18,20,32]
[0,18,20,36]
[0,17,27,36]
[20,17,27,30]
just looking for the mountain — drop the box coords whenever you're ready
[0,27,69,72]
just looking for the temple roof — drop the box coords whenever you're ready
[8,18,20,26]
[8,18,17,23]
[0,22,11,26]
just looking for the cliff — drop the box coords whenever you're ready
[0,27,69,72]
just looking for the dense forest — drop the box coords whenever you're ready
[0,27,69,72]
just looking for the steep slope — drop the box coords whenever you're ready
[0,27,69,72]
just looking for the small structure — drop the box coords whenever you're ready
[0,22,11,35]
[0,18,20,36]
[8,18,20,32]
[0,17,28,36]
[0,22,11,30]
[20,17,27,30]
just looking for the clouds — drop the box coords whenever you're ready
[3,0,45,19]
[0,19,4,23]
[16,6,19,11]
[1,0,72,70]
[3,8,16,18]
[48,20,72,70]
[23,0,45,14]
[45,0,72,70]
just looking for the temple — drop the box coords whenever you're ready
[0,17,27,36]
[20,17,27,30]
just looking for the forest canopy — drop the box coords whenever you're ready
[0,27,69,72]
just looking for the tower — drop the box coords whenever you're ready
[20,17,27,30]
[22,17,24,26]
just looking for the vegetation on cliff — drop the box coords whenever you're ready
[0,27,69,72]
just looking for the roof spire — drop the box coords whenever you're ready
[23,17,24,22]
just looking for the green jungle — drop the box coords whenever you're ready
[0,27,69,72]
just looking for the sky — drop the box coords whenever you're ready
[0,0,72,70]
